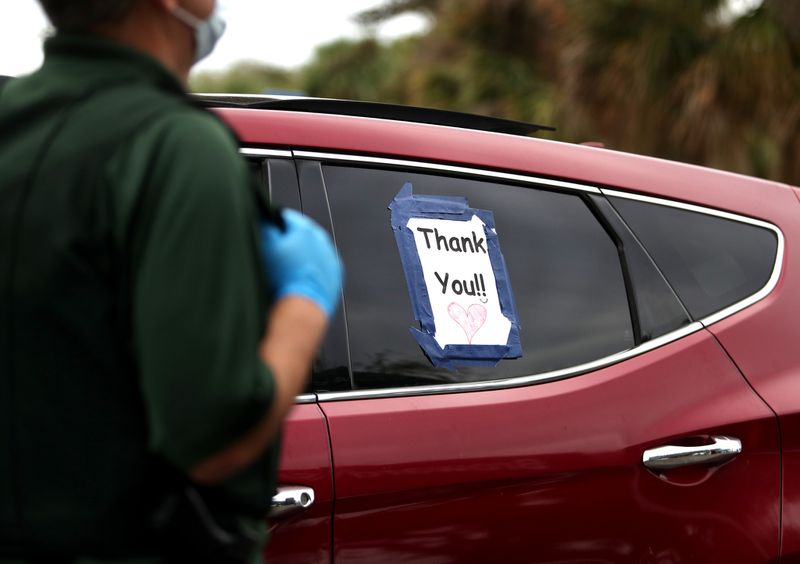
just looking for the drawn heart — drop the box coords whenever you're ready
[448,303,488,344]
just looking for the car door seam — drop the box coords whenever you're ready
[707,329,784,559]
[316,399,337,564]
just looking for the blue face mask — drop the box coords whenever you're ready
[172,3,226,64]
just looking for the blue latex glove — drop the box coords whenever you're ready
[260,209,344,318]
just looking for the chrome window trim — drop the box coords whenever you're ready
[277,152,782,403]
[294,394,317,404]
[316,322,704,401]
[240,148,293,158]
[601,188,785,328]
[292,150,602,194]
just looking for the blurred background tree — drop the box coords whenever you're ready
[561,0,800,182]
[191,0,800,184]
[191,61,299,94]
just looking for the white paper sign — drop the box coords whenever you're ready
[407,215,512,349]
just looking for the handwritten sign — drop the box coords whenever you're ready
[390,183,521,368]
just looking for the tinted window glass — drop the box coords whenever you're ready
[324,165,634,389]
[267,158,301,210]
[589,195,691,341]
[246,158,264,186]
[609,196,778,320]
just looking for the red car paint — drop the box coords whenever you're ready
[323,331,780,563]
[263,404,333,563]
[214,106,798,563]
[704,189,800,560]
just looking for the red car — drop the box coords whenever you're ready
[203,95,799,563]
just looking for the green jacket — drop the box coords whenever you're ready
[0,34,277,560]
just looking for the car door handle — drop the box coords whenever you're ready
[269,486,315,518]
[642,436,742,471]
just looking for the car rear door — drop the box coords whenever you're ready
[606,187,799,561]
[298,154,781,563]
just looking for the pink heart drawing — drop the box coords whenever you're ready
[448,303,488,344]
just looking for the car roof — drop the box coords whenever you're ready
[201,94,794,225]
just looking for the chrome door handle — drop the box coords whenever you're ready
[269,486,315,518]
[642,436,742,471]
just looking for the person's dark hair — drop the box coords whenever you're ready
[38,0,136,32]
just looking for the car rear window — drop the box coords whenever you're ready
[608,195,779,321]
[324,165,635,390]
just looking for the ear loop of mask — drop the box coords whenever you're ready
[171,4,204,29]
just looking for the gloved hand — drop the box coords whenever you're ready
[260,209,344,318]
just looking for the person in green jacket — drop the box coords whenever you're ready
[0,0,342,562]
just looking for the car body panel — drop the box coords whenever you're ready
[264,403,333,564]
[320,330,780,563]
[700,188,800,560]
[217,106,793,562]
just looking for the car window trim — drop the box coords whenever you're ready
[240,148,293,158]
[293,150,602,194]
[602,189,785,327]
[315,322,704,401]
[254,149,781,402]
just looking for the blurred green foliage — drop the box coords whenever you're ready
[190,0,800,184]
[191,61,299,94]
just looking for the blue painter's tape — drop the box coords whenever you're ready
[389,182,522,369]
